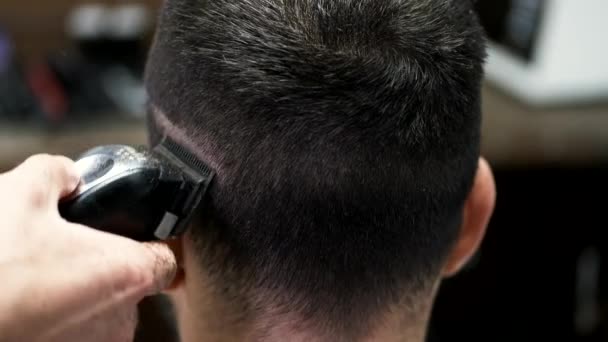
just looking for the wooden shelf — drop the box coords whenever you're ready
[0,119,146,169]
[480,84,608,167]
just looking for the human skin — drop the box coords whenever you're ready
[0,154,177,342]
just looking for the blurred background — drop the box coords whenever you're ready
[0,0,606,341]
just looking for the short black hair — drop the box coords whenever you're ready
[146,0,486,338]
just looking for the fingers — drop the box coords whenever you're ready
[55,222,178,295]
[8,154,81,208]
[136,242,178,296]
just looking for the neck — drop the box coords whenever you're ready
[171,238,436,342]
[171,288,432,342]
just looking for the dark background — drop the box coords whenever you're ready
[430,165,607,341]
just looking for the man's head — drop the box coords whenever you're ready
[145,0,495,340]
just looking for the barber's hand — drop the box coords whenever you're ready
[0,154,177,342]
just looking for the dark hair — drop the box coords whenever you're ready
[145,0,486,338]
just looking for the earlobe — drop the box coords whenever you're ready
[442,158,496,277]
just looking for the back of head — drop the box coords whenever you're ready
[146,0,486,339]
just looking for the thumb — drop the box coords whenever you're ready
[136,242,178,295]
[9,154,81,205]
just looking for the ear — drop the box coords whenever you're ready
[442,157,496,277]
[163,236,185,292]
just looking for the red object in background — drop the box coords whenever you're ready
[25,62,69,123]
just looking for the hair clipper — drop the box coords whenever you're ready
[59,137,215,241]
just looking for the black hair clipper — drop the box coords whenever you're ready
[59,137,215,241]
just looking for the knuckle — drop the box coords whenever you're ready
[116,311,138,342]
[24,154,72,178]
[16,176,51,210]
[124,257,155,293]
[139,265,157,292]
[26,185,49,209]
[14,154,77,207]
[23,154,54,168]
[22,154,55,184]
